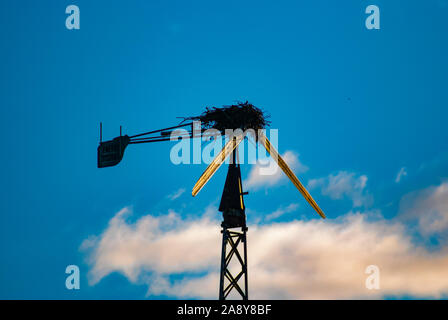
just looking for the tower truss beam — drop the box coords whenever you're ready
[219,227,248,300]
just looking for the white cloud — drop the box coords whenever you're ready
[167,188,186,200]
[308,171,372,207]
[265,203,299,221]
[399,182,448,235]
[83,190,448,299]
[395,167,408,183]
[244,151,308,190]
[82,207,220,285]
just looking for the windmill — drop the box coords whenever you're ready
[97,102,325,300]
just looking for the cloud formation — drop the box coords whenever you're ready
[167,188,186,200]
[395,167,408,183]
[245,151,308,190]
[82,187,448,299]
[308,171,372,207]
[265,203,299,221]
[81,208,220,285]
[399,182,448,235]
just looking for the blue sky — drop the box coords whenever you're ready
[1,0,448,299]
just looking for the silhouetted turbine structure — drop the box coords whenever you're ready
[97,102,325,300]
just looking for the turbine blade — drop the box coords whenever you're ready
[258,132,326,219]
[192,134,244,196]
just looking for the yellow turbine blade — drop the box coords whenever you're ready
[192,134,244,196]
[258,132,326,219]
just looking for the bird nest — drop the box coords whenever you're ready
[183,101,270,136]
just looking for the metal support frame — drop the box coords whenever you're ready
[219,225,248,300]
